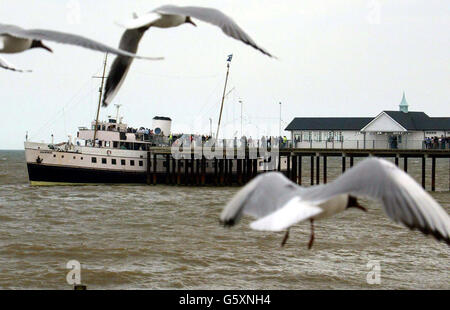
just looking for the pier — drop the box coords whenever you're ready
[144,147,450,191]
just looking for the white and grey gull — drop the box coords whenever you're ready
[0,23,164,72]
[220,157,450,249]
[102,4,275,107]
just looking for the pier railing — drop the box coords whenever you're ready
[290,139,450,150]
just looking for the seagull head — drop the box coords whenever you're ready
[346,196,367,212]
[30,40,53,53]
[185,16,197,27]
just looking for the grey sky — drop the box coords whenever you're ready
[0,0,449,149]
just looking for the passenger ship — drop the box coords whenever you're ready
[24,114,176,185]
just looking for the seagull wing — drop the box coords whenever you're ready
[153,5,275,58]
[102,28,146,107]
[249,197,322,231]
[220,172,314,226]
[0,23,162,60]
[301,157,450,245]
[115,12,162,29]
[0,55,31,72]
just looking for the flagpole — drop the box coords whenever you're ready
[215,55,232,141]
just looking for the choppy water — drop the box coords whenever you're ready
[0,150,449,289]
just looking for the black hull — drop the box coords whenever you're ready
[27,163,147,184]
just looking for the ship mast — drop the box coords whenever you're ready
[215,54,233,140]
[93,53,108,144]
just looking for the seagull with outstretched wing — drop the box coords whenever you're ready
[102,4,275,107]
[0,23,163,72]
[220,157,450,249]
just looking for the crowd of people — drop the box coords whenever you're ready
[424,136,449,149]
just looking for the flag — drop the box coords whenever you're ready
[227,54,233,62]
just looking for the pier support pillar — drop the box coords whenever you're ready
[196,158,200,185]
[237,159,243,185]
[152,153,157,185]
[431,157,436,192]
[201,157,206,185]
[171,157,176,185]
[291,155,297,183]
[316,155,320,185]
[404,157,408,173]
[177,159,181,185]
[246,158,252,183]
[219,159,224,186]
[310,156,314,186]
[287,155,291,179]
[165,155,170,184]
[184,158,189,185]
[421,156,426,189]
[214,158,218,186]
[298,156,302,185]
[323,156,327,184]
[342,156,346,173]
[146,151,151,185]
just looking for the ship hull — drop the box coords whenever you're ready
[27,163,147,185]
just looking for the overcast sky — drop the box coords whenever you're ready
[0,0,449,149]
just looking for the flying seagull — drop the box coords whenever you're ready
[102,5,275,107]
[220,157,450,249]
[0,23,164,72]
[117,5,275,58]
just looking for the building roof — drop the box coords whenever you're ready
[285,117,373,131]
[286,112,450,131]
[384,111,450,130]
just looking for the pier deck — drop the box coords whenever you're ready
[145,147,449,191]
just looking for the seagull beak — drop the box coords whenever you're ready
[41,42,53,53]
[347,196,367,212]
[30,40,53,53]
[186,17,197,27]
[353,203,367,212]
[42,45,53,53]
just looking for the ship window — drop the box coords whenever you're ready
[92,157,97,163]
[113,141,118,148]
[73,156,76,159]
[102,158,107,164]
[121,159,126,166]
[61,155,64,158]
[139,160,143,167]
[81,157,83,160]
[53,154,56,158]
[112,159,117,165]
[130,160,135,166]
